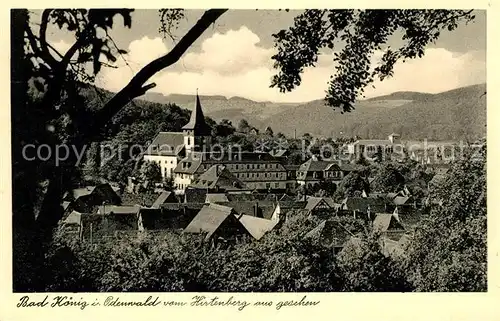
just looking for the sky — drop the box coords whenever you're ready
[40,9,486,103]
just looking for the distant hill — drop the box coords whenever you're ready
[366,91,436,102]
[137,83,486,141]
[142,91,291,128]
[264,83,486,141]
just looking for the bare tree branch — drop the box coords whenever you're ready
[90,9,227,134]
[39,9,58,67]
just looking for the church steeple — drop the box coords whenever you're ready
[182,90,212,154]
[182,90,211,136]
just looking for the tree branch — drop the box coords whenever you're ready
[26,26,58,68]
[424,9,474,33]
[35,9,227,230]
[90,9,227,134]
[39,9,58,67]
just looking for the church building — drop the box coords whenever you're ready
[143,92,212,180]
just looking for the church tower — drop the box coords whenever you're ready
[182,91,212,154]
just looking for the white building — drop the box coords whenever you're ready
[346,133,402,160]
[143,93,212,181]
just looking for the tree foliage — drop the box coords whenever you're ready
[403,145,486,291]
[140,161,162,184]
[371,162,406,193]
[334,171,370,200]
[271,9,475,111]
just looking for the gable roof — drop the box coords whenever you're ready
[277,200,307,210]
[339,163,359,172]
[226,193,283,203]
[183,204,235,239]
[217,201,276,220]
[373,213,405,233]
[305,197,331,211]
[270,149,287,157]
[182,93,211,136]
[299,159,339,173]
[342,197,387,213]
[190,165,246,190]
[237,215,278,240]
[387,191,405,200]
[304,219,354,248]
[62,201,71,211]
[160,202,206,211]
[184,188,208,203]
[174,152,204,174]
[63,186,95,200]
[63,210,82,225]
[393,196,411,206]
[151,191,176,209]
[205,193,229,203]
[323,197,341,209]
[97,205,141,215]
[145,132,185,156]
[353,139,393,146]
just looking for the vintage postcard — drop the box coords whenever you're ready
[1,1,498,320]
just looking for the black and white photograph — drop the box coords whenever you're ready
[10,8,486,293]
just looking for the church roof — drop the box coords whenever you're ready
[182,93,211,136]
[145,132,185,156]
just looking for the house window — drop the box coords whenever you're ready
[266,183,271,189]
[187,137,191,145]
[275,183,279,188]
[235,164,238,169]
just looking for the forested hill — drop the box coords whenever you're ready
[79,82,486,143]
[139,83,486,141]
[264,83,486,140]
[79,86,193,146]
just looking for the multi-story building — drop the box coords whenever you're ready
[173,151,294,194]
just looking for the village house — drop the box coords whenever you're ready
[338,196,388,220]
[150,191,178,209]
[62,183,121,214]
[183,203,251,243]
[77,205,143,243]
[188,164,248,193]
[372,212,406,240]
[304,219,357,254]
[296,159,348,188]
[60,210,83,239]
[270,199,308,222]
[237,215,279,240]
[304,196,338,218]
[183,188,208,203]
[205,193,229,203]
[138,202,205,233]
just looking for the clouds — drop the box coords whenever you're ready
[90,25,485,102]
[126,36,168,67]
[182,26,274,75]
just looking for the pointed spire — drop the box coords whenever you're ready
[182,89,211,136]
